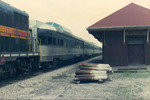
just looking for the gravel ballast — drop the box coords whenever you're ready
[0,56,150,99]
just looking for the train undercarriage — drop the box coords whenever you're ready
[0,52,40,79]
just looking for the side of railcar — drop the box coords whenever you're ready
[38,28,84,67]
[93,46,102,55]
[47,22,84,59]
[83,41,95,57]
[64,35,84,60]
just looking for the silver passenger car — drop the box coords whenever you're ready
[30,20,102,67]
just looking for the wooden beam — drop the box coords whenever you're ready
[123,29,126,44]
[147,29,149,44]
[104,31,105,45]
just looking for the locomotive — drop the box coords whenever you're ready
[0,1,40,78]
[0,1,101,78]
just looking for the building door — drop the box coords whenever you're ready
[128,37,145,64]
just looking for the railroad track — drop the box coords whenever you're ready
[0,56,101,88]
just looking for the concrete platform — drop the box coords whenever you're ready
[88,56,148,73]
[112,65,148,73]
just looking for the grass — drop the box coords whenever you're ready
[110,70,150,99]
[115,85,144,100]
[116,71,150,78]
[123,71,132,77]
[115,86,132,99]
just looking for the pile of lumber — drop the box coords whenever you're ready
[74,63,113,83]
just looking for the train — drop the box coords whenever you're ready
[30,20,101,67]
[0,1,102,78]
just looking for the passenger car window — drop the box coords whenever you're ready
[39,36,47,45]
[53,38,56,45]
[48,37,52,45]
[60,40,64,46]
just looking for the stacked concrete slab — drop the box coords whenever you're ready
[74,63,113,83]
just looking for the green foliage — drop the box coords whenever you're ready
[115,86,143,100]
[123,71,132,77]
[119,71,150,78]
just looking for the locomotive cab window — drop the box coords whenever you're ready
[0,8,3,24]
[14,12,24,23]
[14,12,19,22]
[23,16,28,24]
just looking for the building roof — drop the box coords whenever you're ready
[87,3,150,30]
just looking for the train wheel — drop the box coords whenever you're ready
[3,63,14,78]
[12,66,17,77]
[48,62,53,69]
[22,59,32,73]
[71,58,76,63]
[15,59,22,75]
[27,59,33,73]
[30,58,38,71]
[52,59,58,67]
[9,62,17,77]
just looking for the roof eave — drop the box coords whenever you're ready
[87,25,150,32]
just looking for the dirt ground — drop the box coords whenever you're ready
[0,56,150,99]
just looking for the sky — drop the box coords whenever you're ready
[2,0,150,47]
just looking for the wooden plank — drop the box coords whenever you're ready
[74,75,108,81]
[75,69,106,75]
